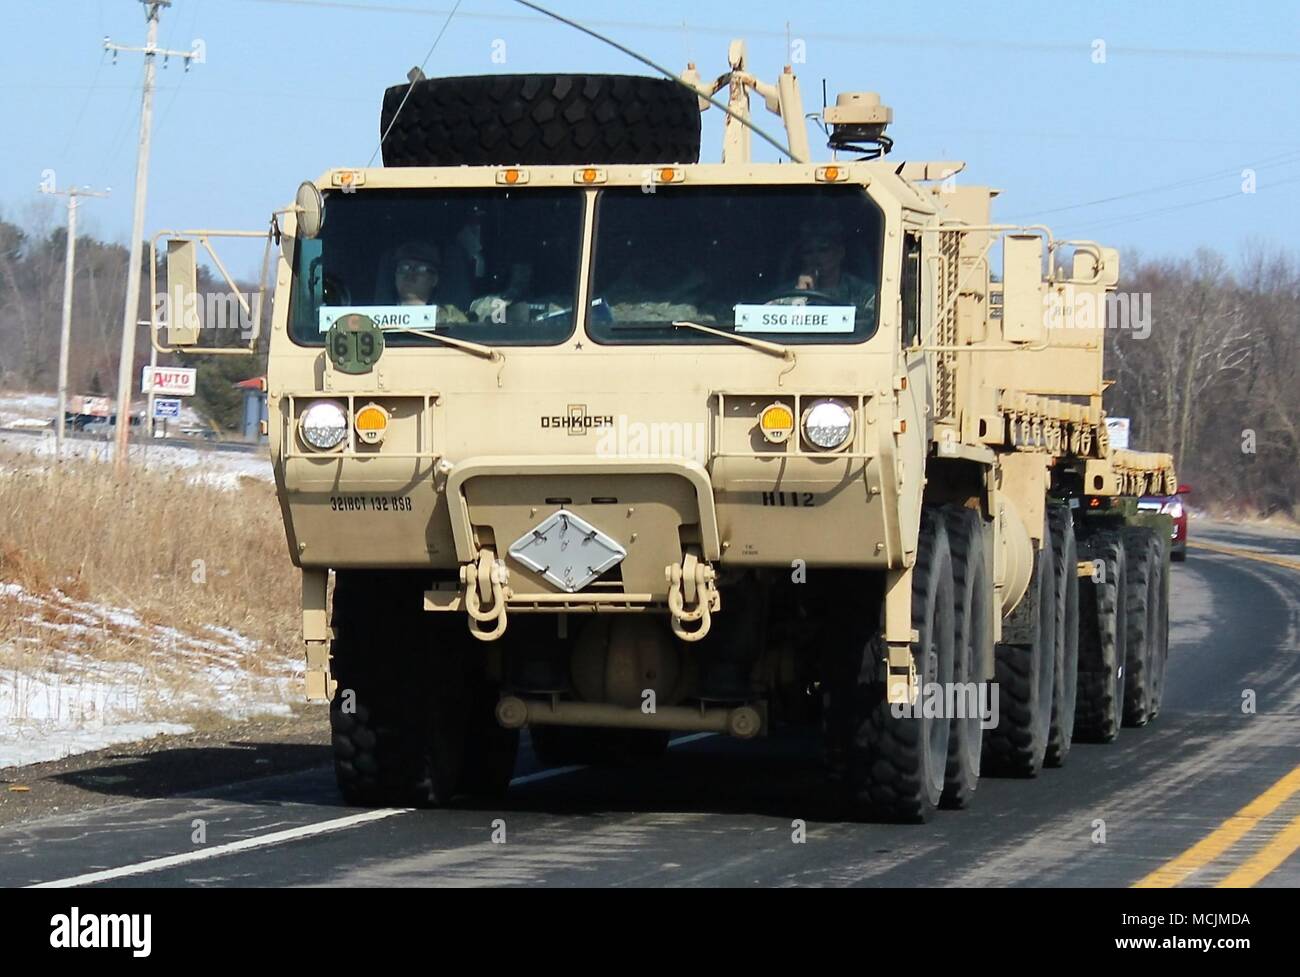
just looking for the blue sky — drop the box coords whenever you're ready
[3,0,1298,276]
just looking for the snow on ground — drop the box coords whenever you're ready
[0,428,271,486]
[0,581,301,768]
[0,391,271,487]
[0,393,57,427]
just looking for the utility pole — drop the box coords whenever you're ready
[106,0,200,472]
[40,184,109,457]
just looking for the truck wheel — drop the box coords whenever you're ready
[983,514,1057,777]
[941,506,990,809]
[1122,528,1164,727]
[1149,555,1171,720]
[379,74,702,167]
[834,509,955,822]
[1044,505,1080,767]
[1073,532,1129,742]
[329,571,469,807]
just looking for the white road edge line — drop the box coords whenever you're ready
[27,730,718,888]
[27,808,409,888]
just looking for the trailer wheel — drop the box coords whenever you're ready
[983,514,1057,777]
[379,74,702,167]
[1074,532,1128,742]
[941,506,990,809]
[829,509,955,822]
[1044,505,1080,767]
[329,571,470,807]
[1122,528,1165,727]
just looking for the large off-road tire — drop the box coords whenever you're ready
[529,726,670,768]
[379,74,702,167]
[1044,505,1080,767]
[983,514,1057,778]
[1074,531,1128,743]
[1122,528,1165,727]
[826,509,956,822]
[329,571,471,807]
[1149,552,1171,721]
[941,506,991,809]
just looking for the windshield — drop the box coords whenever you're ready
[289,188,584,346]
[588,185,884,345]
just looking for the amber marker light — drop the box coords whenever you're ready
[354,403,390,446]
[759,402,795,444]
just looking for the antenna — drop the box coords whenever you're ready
[510,0,802,162]
[372,0,463,166]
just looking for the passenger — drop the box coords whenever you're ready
[392,240,467,323]
[786,219,876,313]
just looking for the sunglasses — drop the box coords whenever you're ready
[396,260,435,276]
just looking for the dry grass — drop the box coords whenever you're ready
[0,453,306,750]
[0,455,298,659]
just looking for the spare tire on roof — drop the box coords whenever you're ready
[379,73,702,167]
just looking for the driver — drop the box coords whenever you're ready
[789,219,876,312]
[392,240,467,323]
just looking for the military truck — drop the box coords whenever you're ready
[155,41,1174,821]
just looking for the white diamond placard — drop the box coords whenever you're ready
[507,509,626,593]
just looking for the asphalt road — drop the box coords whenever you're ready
[3,520,1297,888]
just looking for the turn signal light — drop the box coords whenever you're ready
[354,403,389,445]
[758,402,795,444]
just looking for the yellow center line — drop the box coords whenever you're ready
[1188,539,1300,572]
[1216,810,1300,888]
[1133,764,1300,888]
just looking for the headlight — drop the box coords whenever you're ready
[801,399,853,450]
[300,401,348,450]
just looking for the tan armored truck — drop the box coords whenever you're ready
[155,43,1175,821]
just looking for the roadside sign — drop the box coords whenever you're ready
[141,365,196,396]
[152,398,182,419]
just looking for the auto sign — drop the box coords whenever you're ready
[141,366,197,396]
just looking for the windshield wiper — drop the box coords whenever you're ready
[607,319,794,361]
[386,327,502,362]
[670,320,794,362]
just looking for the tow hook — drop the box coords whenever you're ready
[462,547,510,641]
[665,552,720,642]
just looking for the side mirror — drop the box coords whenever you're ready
[1002,234,1046,344]
[295,181,324,239]
[1177,483,1192,495]
[165,238,201,347]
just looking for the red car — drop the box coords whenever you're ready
[1138,484,1190,561]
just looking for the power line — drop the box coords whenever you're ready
[59,49,110,159]
[1003,148,1300,222]
[1064,175,1300,234]
[240,0,1300,63]
[153,0,204,139]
